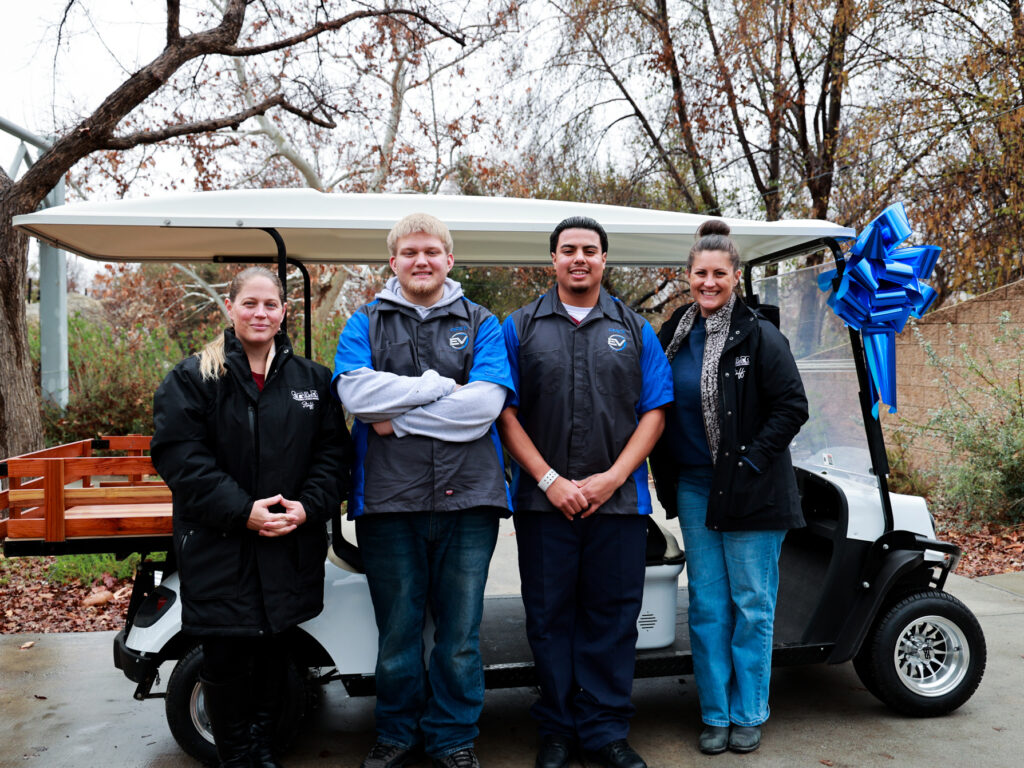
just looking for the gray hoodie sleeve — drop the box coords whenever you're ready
[391,380,507,442]
[336,367,458,422]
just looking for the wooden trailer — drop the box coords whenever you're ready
[0,436,172,558]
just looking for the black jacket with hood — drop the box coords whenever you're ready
[650,297,808,531]
[151,328,350,636]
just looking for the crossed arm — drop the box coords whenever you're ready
[337,367,506,442]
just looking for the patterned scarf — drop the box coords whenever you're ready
[664,294,737,464]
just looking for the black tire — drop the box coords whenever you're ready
[164,645,306,765]
[855,590,986,717]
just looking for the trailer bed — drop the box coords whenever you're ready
[1,437,172,557]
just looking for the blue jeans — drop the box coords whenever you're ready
[356,509,499,758]
[677,466,786,727]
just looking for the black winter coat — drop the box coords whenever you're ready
[151,329,350,636]
[650,298,808,531]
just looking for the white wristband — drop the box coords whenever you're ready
[538,468,560,492]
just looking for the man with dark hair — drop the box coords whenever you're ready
[333,213,513,768]
[498,216,673,768]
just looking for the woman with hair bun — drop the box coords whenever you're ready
[152,267,350,768]
[650,220,808,755]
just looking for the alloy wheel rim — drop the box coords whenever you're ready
[190,683,216,744]
[893,613,970,697]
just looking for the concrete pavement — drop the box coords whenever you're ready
[2,571,1023,768]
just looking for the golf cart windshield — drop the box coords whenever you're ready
[753,261,877,486]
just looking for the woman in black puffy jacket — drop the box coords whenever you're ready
[152,267,349,768]
[650,221,808,757]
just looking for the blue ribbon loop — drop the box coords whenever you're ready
[817,202,940,417]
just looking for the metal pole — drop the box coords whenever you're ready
[1,115,71,409]
[0,115,49,149]
[38,180,69,407]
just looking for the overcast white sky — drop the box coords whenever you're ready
[2,2,166,171]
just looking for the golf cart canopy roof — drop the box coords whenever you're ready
[14,189,854,266]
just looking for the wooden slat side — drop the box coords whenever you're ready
[68,516,173,537]
[6,456,157,479]
[102,435,152,452]
[10,487,172,506]
[44,461,66,542]
[98,481,166,488]
[2,440,92,462]
[6,513,173,539]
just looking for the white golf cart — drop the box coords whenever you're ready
[7,191,985,765]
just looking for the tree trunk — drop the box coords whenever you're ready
[0,192,44,457]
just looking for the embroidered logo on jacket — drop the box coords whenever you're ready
[291,389,319,410]
[449,331,469,350]
[607,332,628,351]
[735,356,750,380]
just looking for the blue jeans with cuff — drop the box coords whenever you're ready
[357,508,499,758]
[676,466,786,728]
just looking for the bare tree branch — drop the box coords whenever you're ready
[167,0,181,43]
[173,263,231,322]
[100,95,332,149]
[222,9,466,56]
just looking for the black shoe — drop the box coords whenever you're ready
[432,747,481,768]
[361,742,421,768]
[728,726,761,753]
[698,725,730,755]
[584,739,647,768]
[536,734,573,768]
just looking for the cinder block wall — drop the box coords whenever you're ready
[884,279,1024,472]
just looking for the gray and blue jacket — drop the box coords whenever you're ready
[503,286,673,515]
[332,278,514,517]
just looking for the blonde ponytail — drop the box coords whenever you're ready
[197,334,227,381]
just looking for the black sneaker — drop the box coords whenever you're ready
[584,739,647,768]
[432,747,481,768]
[361,741,421,768]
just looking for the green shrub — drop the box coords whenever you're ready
[47,553,143,585]
[32,314,184,446]
[918,313,1024,524]
[885,430,935,498]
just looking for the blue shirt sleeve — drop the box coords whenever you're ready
[501,315,522,409]
[468,314,516,393]
[331,310,373,398]
[637,321,674,414]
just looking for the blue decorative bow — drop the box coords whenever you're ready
[817,202,940,417]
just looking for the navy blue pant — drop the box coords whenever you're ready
[515,511,648,750]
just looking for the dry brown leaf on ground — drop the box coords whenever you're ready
[83,590,114,607]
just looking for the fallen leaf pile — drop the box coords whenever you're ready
[933,509,1024,578]
[0,556,130,634]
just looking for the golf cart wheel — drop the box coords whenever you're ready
[164,645,306,765]
[856,590,985,717]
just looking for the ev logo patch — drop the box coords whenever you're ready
[607,333,627,352]
[449,331,469,350]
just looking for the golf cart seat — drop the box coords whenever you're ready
[646,517,685,566]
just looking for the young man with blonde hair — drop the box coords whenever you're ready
[333,213,513,768]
